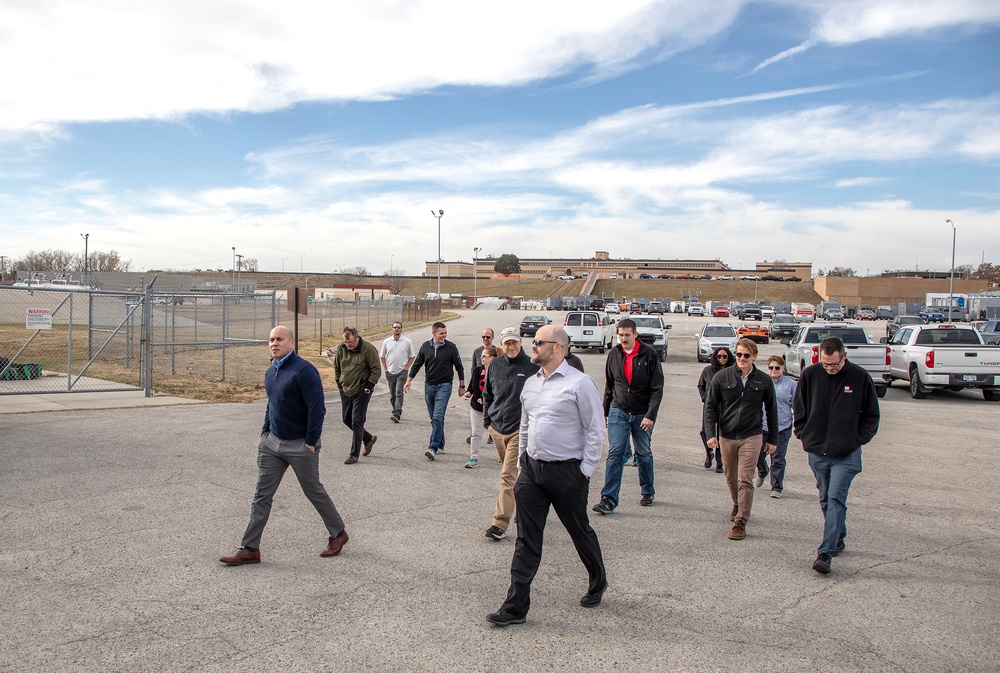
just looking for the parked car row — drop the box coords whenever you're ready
[631,274,803,281]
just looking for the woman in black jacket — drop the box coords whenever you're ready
[698,347,733,472]
[464,346,499,469]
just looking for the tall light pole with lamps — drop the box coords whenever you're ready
[432,209,444,300]
[300,253,306,273]
[235,253,244,293]
[282,257,289,272]
[232,247,236,290]
[473,246,481,306]
[946,219,956,322]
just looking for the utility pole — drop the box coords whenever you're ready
[0,255,7,281]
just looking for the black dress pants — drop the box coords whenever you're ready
[500,455,607,618]
[340,389,373,456]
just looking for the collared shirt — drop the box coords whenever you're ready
[763,375,797,432]
[379,334,415,374]
[271,349,294,372]
[518,359,607,477]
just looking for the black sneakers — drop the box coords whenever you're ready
[485,526,507,540]
[487,609,525,626]
[592,497,615,515]
[640,494,654,507]
[812,553,832,574]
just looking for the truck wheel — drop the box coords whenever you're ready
[762,338,769,345]
[875,385,887,398]
[984,390,1000,402]
[909,367,928,399]
[598,344,605,354]
[659,348,667,362]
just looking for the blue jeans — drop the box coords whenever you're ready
[600,406,654,507]
[808,449,862,556]
[757,427,792,492]
[423,382,452,452]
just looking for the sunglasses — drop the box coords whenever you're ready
[767,365,783,370]
[735,352,753,359]
[716,355,729,359]
[482,335,493,339]
[532,339,559,347]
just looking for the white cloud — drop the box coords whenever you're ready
[834,177,890,188]
[811,0,1000,44]
[750,39,817,74]
[0,0,745,131]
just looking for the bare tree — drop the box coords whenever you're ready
[339,265,371,284]
[383,267,408,294]
[85,250,133,272]
[241,257,259,272]
[15,249,79,272]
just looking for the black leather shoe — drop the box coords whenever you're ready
[812,553,832,574]
[640,494,654,506]
[834,538,846,556]
[487,609,526,626]
[580,587,606,608]
[704,456,713,469]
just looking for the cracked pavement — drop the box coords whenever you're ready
[2,311,997,672]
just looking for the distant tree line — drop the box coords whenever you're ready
[13,249,132,274]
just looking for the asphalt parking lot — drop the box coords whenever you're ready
[2,309,998,672]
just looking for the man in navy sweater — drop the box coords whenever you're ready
[219,326,348,565]
[404,322,465,460]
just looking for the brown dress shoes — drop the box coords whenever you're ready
[219,548,261,565]
[321,530,349,557]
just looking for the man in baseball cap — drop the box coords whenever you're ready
[482,326,539,540]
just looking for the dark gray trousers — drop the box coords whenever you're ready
[241,432,345,549]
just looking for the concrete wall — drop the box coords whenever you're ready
[814,276,989,306]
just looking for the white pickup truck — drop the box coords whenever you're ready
[781,323,889,398]
[882,324,1000,401]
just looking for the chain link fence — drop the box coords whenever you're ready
[0,286,408,395]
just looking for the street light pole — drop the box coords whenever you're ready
[473,246,481,306]
[300,253,306,273]
[946,219,956,322]
[80,233,89,285]
[235,253,244,293]
[432,209,444,299]
[232,247,236,291]
[282,257,289,272]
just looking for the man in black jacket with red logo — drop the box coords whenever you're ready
[794,337,880,575]
[592,318,664,515]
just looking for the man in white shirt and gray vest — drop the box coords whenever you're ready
[487,325,608,626]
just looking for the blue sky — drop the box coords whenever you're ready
[1,0,999,277]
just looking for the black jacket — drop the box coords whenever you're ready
[468,364,486,412]
[704,365,778,444]
[483,349,539,434]
[408,339,465,386]
[603,341,664,421]
[793,360,880,459]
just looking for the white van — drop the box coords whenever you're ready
[563,311,616,353]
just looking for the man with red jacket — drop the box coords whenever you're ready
[592,318,664,515]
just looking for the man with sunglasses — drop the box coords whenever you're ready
[755,355,797,497]
[487,326,606,626]
[592,318,664,515]
[794,337,880,574]
[468,328,496,446]
[704,338,778,541]
[483,327,539,540]
[379,322,415,424]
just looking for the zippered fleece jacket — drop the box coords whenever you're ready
[333,336,381,397]
[261,351,326,446]
[408,339,465,385]
[793,360,880,459]
[483,349,539,434]
[603,341,664,421]
[704,365,778,444]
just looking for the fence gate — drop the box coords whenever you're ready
[0,286,147,396]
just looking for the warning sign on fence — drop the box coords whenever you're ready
[26,308,53,330]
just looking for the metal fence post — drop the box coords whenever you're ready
[67,292,73,391]
[221,295,227,381]
[143,282,153,397]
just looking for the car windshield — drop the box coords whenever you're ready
[915,328,982,345]
[633,317,661,328]
[523,316,544,321]
[802,328,869,344]
[899,317,924,325]
[773,314,795,323]
[704,325,736,337]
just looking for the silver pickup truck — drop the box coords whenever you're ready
[882,324,1000,400]
[782,323,888,397]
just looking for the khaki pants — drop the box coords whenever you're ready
[489,428,520,531]
[721,435,761,524]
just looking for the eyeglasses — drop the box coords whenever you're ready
[532,339,559,347]
[392,326,402,329]
[735,352,753,359]
[482,335,493,339]
[821,357,846,370]
[767,365,783,370]
[716,355,729,360]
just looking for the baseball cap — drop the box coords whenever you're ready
[499,327,520,344]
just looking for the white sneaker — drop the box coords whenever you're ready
[754,474,765,488]
[770,490,781,499]
[465,458,479,469]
